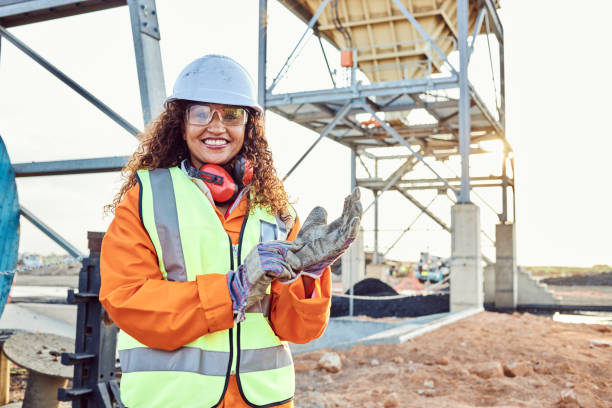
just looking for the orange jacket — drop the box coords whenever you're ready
[100,184,331,407]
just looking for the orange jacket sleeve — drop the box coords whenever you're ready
[99,185,234,351]
[268,217,332,344]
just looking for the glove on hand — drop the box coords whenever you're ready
[226,241,295,322]
[285,188,362,279]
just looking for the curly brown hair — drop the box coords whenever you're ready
[106,100,291,218]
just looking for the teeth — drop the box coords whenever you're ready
[204,139,228,146]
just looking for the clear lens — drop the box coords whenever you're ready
[187,104,247,126]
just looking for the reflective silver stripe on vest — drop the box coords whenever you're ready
[149,169,187,282]
[239,344,292,373]
[119,347,229,377]
[119,345,291,375]
[275,215,288,240]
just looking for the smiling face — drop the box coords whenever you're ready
[182,108,246,167]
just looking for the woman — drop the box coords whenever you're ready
[100,54,359,408]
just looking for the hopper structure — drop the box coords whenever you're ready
[262,0,514,313]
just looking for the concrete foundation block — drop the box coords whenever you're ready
[517,267,561,305]
[495,223,518,310]
[484,264,495,304]
[450,203,483,312]
[341,228,365,292]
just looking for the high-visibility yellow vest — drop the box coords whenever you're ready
[117,167,295,408]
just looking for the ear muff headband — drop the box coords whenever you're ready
[198,157,253,205]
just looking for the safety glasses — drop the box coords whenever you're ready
[186,103,248,126]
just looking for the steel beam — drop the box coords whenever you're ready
[20,206,84,258]
[468,7,487,61]
[457,0,471,203]
[0,0,125,27]
[266,75,458,107]
[282,101,352,181]
[391,0,457,75]
[258,0,268,107]
[481,0,503,43]
[13,156,129,177]
[498,29,506,130]
[361,104,459,197]
[383,195,437,256]
[0,25,140,137]
[396,188,449,232]
[363,157,418,214]
[268,0,331,93]
[127,0,166,125]
[501,153,508,222]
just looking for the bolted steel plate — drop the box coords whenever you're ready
[0,135,19,318]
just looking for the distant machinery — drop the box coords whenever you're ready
[260,0,516,312]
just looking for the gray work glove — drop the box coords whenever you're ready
[285,188,362,278]
[227,242,296,322]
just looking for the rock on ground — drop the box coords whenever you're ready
[293,311,612,407]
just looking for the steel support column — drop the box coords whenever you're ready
[457,0,471,203]
[501,153,508,223]
[373,158,379,264]
[127,0,166,125]
[258,0,268,107]
[20,206,84,258]
[349,147,357,317]
[498,23,506,130]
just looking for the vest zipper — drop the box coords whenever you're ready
[233,214,249,377]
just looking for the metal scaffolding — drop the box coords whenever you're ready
[0,0,165,255]
[261,0,513,288]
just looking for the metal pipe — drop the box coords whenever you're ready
[361,104,459,197]
[0,25,140,137]
[20,206,84,258]
[457,0,471,203]
[258,0,268,107]
[282,101,351,181]
[268,0,331,93]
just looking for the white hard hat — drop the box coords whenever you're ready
[166,54,262,113]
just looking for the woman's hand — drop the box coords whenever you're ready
[285,188,362,279]
[226,241,296,322]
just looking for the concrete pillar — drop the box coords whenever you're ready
[483,263,495,305]
[341,228,365,292]
[494,223,517,310]
[450,203,483,311]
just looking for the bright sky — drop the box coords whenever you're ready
[0,0,610,267]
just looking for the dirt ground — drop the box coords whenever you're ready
[293,312,612,408]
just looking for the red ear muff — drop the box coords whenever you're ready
[233,157,253,186]
[199,164,238,205]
